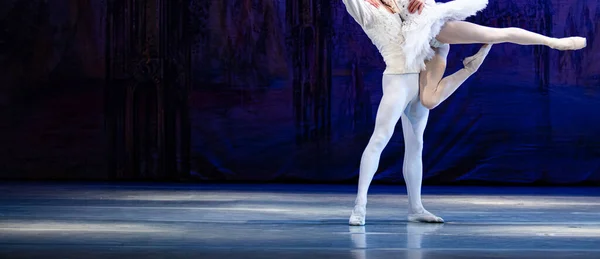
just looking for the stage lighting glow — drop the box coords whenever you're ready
[0,221,174,233]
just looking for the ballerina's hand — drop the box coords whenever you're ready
[364,0,381,8]
[408,0,424,14]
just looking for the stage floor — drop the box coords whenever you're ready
[1,183,600,258]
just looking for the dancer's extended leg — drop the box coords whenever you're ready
[350,74,420,226]
[401,95,443,223]
[436,21,586,50]
[419,43,492,109]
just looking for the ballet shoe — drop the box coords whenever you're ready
[463,44,493,73]
[407,209,445,223]
[349,204,367,226]
[549,37,587,50]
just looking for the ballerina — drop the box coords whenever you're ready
[343,0,587,226]
[374,0,586,109]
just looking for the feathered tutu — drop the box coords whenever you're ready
[398,0,489,70]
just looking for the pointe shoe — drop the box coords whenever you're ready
[550,37,587,50]
[349,204,367,226]
[463,44,493,73]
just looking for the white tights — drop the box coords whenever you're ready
[355,74,429,214]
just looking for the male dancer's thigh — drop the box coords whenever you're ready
[378,74,420,126]
[366,73,420,153]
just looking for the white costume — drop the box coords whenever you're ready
[343,0,488,72]
[342,0,444,225]
[397,0,488,69]
[342,0,422,74]
[342,0,586,226]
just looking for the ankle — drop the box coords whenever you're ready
[547,38,561,47]
[409,206,426,214]
[463,61,478,74]
[464,66,477,74]
[355,197,367,206]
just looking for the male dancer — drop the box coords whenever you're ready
[342,0,492,225]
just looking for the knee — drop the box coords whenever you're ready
[420,95,439,110]
[404,132,425,148]
[505,27,523,39]
[366,129,394,153]
[492,27,519,43]
[404,137,424,154]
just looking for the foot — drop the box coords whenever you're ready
[408,209,444,223]
[349,204,367,226]
[549,37,587,50]
[463,44,493,73]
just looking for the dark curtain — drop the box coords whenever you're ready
[189,0,600,184]
[0,0,598,184]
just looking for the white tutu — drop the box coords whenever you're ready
[397,0,489,70]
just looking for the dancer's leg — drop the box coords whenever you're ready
[401,96,443,223]
[420,43,492,109]
[436,21,586,50]
[350,73,419,226]
[419,44,450,109]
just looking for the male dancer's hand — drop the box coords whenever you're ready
[408,0,424,14]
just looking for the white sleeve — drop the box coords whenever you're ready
[341,0,374,27]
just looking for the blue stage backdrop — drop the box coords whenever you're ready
[189,0,600,184]
[0,0,598,183]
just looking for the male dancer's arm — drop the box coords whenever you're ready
[342,0,375,28]
[407,0,425,14]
